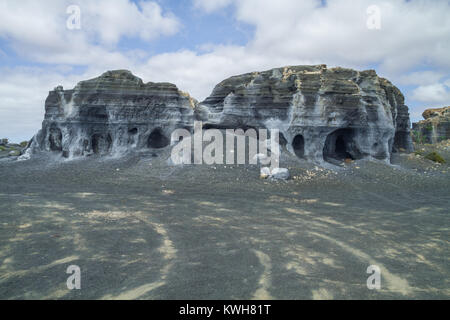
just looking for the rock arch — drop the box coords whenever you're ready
[323,128,362,162]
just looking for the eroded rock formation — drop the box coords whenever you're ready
[32,70,196,157]
[196,65,413,162]
[30,66,414,163]
[412,107,450,144]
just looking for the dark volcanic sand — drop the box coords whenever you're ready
[0,147,449,299]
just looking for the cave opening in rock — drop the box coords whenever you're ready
[128,128,138,135]
[148,129,170,149]
[292,134,305,158]
[392,131,409,152]
[92,134,112,154]
[49,128,62,151]
[324,128,361,162]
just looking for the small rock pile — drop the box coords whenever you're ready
[0,139,29,160]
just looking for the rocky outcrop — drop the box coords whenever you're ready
[30,65,414,164]
[196,65,413,163]
[412,107,450,144]
[32,70,196,157]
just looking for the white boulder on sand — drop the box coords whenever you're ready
[260,167,290,180]
[271,168,290,180]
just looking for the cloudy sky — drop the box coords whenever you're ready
[0,0,449,142]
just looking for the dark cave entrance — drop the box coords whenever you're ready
[148,129,170,149]
[292,134,305,158]
[49,128,62,152]
[392,131,409,152]
[324,128,361,162]
[92,134,112,154]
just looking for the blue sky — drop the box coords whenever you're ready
[0,0,449,142]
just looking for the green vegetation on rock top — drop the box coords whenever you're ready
[425,152,446,164]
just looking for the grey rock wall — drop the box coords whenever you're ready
[30,66,414,164]
[196,65,413,163]
[32,70,196,158]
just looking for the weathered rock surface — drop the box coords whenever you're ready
[196,65,414,162]
[30,65,414,163]
[32,70,196,157]
[412,107,450,144]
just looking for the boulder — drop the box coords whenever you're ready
[260,167,271,179]
[270,168,290,180]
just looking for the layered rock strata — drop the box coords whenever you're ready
[412,107,450,144]
[196,65,413,162]
[32,70,196,157]
[31,66,414,163]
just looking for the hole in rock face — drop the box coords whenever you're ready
[292,134,305,158]
[49,128,63,151]
[128,128,138,135]
[392,131,409,152]
[148,129,170,149]
[92,134,112,154]
[324,128,362,162]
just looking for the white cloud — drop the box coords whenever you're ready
[0,0,180,66]
[396,71,446,86]
[411,82,450,104]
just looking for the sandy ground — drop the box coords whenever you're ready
[0,145,449,300]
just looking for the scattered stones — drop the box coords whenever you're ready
[8,150,20,157]
[260,167,271,179]
[344,158,353,164]
[260,167,290,180]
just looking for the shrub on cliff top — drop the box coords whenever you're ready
[425,152,446,164]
